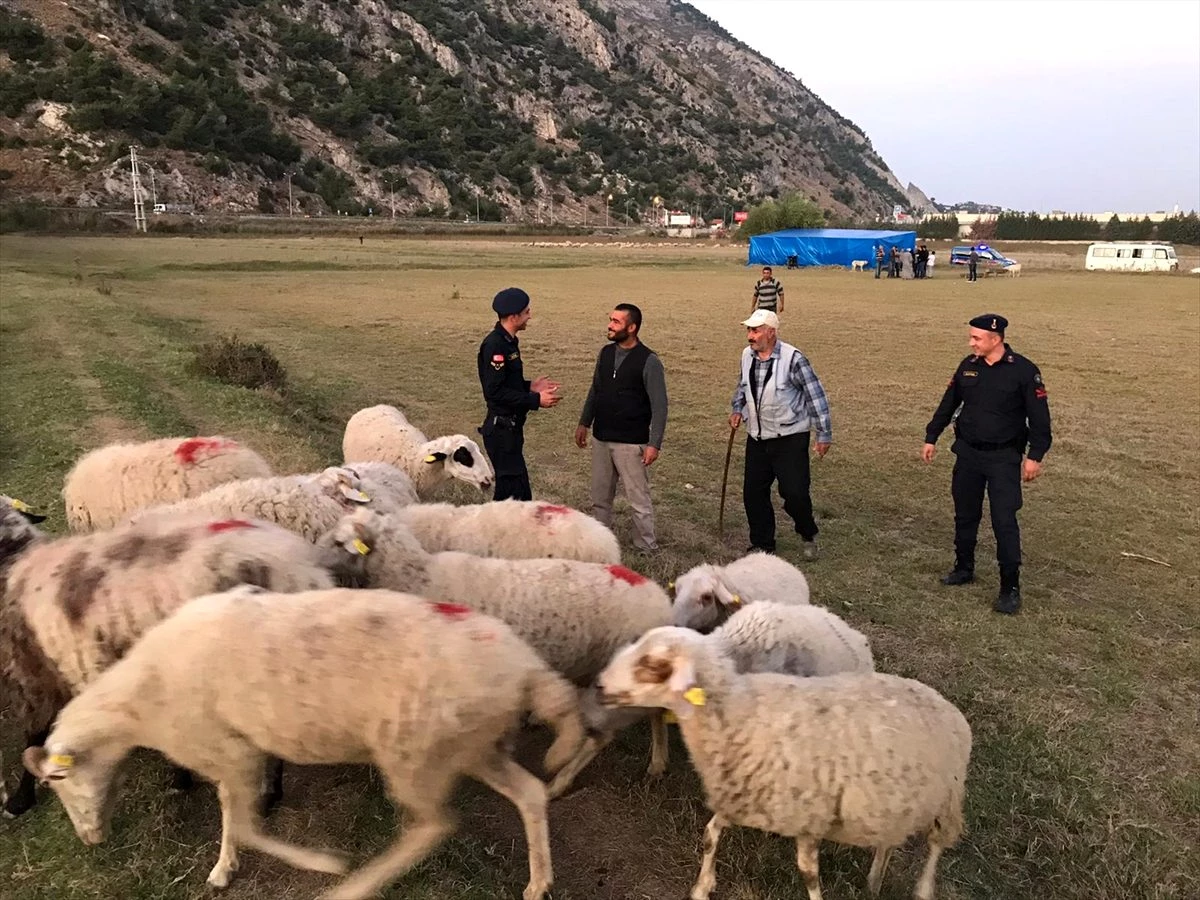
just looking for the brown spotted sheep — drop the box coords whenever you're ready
[23,587,585,900]
[392,499,621,563]
[322,506,671,797]
[0,505,336,817]
[342,404,494,497]
[598,627,972,900]
[62,436,273,531]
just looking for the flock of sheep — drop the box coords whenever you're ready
[0,403,972,900]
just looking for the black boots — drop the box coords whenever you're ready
[941,555,975,585]
[994,566,1022,615]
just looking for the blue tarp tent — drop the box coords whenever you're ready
[748,228,917,270]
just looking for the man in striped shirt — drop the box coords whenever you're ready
[751,266,785,314]
[730,308,832,559]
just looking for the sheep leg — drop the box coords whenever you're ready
[647,710,669,777]
[258,757,284,817]
[472,752,553,900]
[867,846,895,897]
[318,769,457,900]
[208,781,241,888]
[2,726,49,818]
[689,814,727,900]
[795,837,824,900]
[545,733,608,799]
[913,841,945,900]
[214,769,346,881]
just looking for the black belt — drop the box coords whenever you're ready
[960,436,1023,452]
[486,413,519,428]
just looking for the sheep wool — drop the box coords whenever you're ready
[62,436,272,531]
[711,602,874,677]
[394,500,620,564]
[341,461,420,514]
[26,588,585,900]
[598,627,971,900]
[342,404,495,496]
[130,468,364,544]
[672,551,811,632]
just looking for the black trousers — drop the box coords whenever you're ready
[951,441,1023,570]
[481,420,532,501]
[743,431,817,550]
[968,261,978,281]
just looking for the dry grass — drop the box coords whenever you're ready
[0,235,1197,900]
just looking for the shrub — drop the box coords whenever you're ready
[187,334,288,391]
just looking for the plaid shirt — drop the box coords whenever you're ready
[732,341,832,443]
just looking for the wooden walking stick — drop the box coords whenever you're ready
[718,423,737,537]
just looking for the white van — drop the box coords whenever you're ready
[1085,241,1178,272]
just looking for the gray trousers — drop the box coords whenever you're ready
[591,440,657,550]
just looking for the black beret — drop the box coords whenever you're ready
[968,313,1008,333]
[492,287,530,317]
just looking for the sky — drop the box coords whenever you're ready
[688,0,1200,212]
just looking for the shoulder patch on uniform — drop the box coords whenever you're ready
[491,353,505,370]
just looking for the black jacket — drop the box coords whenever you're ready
[477,323,539,424]
[925,344,1052,461]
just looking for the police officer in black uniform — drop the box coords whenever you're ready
[477,287,560,501]
[922,313,1052,614]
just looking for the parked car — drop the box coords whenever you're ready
[950,244,1018,270]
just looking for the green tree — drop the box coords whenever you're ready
[739,193,825,239]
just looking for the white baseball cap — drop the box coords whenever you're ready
[742,309,779,329]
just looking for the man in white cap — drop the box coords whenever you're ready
[729,309,832,559]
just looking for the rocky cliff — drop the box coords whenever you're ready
[0,0,909,220]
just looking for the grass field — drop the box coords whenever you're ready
[1,234,1198,900]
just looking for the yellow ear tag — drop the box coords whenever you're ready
[668,581,675,590]
[49,753,75,768]
[730,594,742,607]
[663,710,679,724]
[683,687,707,707]
[10,498,32,512]
[423,454,438,463]
[351,539,371,556]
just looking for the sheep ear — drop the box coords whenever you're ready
[712,576,741,610]
[339,483,370,503]
[423,452,447,464]
[23,746,74,781]
[665,658,702,721]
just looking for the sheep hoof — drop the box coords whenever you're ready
[523,879,553,900]
[206,864,235,889]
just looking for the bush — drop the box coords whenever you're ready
[188,334,288,391]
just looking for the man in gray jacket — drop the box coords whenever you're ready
[730,309,832,559]
[576,303,668,553]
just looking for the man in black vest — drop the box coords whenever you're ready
[575,303,668,553]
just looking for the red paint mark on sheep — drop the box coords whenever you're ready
[175,437,234,465]
[534,503,571,523]
[207,519,255,534]
[607,565,648,586]
[430,601,472,621]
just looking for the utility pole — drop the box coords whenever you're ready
[130,146,147,233]
[149,167,157,208]
[625,198,634,223]
[286,172,293,217]
[475,190,480,223]
[606,193,612,227]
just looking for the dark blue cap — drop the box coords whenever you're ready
[968,313,1007,333]
[492,287,530,317]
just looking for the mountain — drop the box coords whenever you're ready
[0,0,909,222]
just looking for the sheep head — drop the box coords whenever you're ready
[310,467,371,505]
[669,565,742,633]
[420,436,494,492]
[598,627,711,721]
[22,740,128,846]
[0,499,45,571]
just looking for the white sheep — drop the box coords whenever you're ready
[23,587,586,900]
[392,500,620,563]
[711,602,874,677]
[62,436,273,531]
[129,467,371,543]
[341,461,419,514]
[323,506,671,796]
[597,627,972,900]
[342,404,494,496]
[0,503,336,817]
[671,551,811,632]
